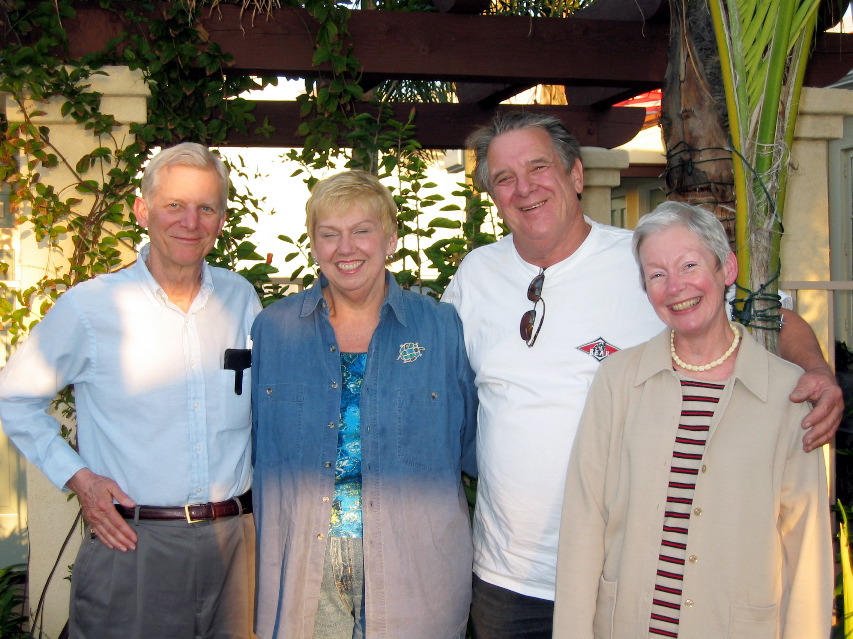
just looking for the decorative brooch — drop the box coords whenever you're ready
[397,342,425,363]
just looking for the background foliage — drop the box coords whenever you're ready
[0,0,507,346]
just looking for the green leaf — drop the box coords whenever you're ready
[428,217,462,229]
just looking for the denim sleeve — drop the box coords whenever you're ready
[451,306,478,478]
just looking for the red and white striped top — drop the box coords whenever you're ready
[649,377,725,638]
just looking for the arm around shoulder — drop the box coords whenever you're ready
[777,309,843,451]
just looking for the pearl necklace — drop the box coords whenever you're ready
[670,322,740,372]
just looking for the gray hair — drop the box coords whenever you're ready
[632,201,731,290]
[141,142,229,214]
[466,112,582,195]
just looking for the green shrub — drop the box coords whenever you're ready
[0,564,27,639]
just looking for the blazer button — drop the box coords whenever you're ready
[684,599,694,608]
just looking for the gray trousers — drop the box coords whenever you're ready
[69,513,255,639]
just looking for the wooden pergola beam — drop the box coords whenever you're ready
[65,5,668,86]
[221,101,647,149]
[58,3,852,149]
[63,5,852,89]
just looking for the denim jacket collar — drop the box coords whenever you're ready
[298,270,409,328]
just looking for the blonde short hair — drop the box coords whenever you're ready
[306,170,398,242]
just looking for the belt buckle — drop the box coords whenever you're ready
[184,503,205,524]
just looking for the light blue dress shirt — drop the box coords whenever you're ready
[0,244,262,505]
[251,271,477,639]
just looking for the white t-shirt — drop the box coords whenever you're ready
[442,218,664,600]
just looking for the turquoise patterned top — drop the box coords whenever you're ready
[329,352,366,537]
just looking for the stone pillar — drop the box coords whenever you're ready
[1,65,148,639]
[782,87,853,362]
[580,147,630,225]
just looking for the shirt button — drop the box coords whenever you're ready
[684,599,694,608]
[331,382,338,389]
[330,346,337,352]
[322,496,330,502]
[190,359,195,366]
[689,555,698,564]
[701,464,707,473]
[317,533,325,540]
[193,402,199,410]
[431,392,437,399]
[325,462,332,468]
[328,422,336,429]
[195,445,201,452]
[266,388,273,395]
[693,507,702,516]
[196,488,202,494]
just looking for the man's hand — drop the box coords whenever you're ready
[790,366,844,452]
[67,468,138,551]
[777,309,844,452]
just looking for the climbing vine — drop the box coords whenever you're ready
[0,0,504,340]
[0,0,283,341]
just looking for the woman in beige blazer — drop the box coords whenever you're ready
[553,202,832,639]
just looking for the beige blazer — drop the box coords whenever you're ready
[553,325,832,639]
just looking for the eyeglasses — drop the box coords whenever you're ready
[520,268,546,347]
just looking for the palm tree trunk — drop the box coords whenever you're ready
[661,0,735,240]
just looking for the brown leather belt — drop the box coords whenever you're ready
[115,490,252,523]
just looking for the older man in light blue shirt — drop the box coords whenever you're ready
[0,143,262,639]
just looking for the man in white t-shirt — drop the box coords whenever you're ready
[442,112,843,639]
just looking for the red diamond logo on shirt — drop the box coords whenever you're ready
[577,338,620,362]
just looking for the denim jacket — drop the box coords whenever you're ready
[251,272,477,639]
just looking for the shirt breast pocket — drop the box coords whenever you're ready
[394,387,454,472]
[256,382,304,465]
[216,368,252,432]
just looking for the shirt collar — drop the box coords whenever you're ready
[634,323,769,402]
[299,270,408,327]
[134,243,214,311]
